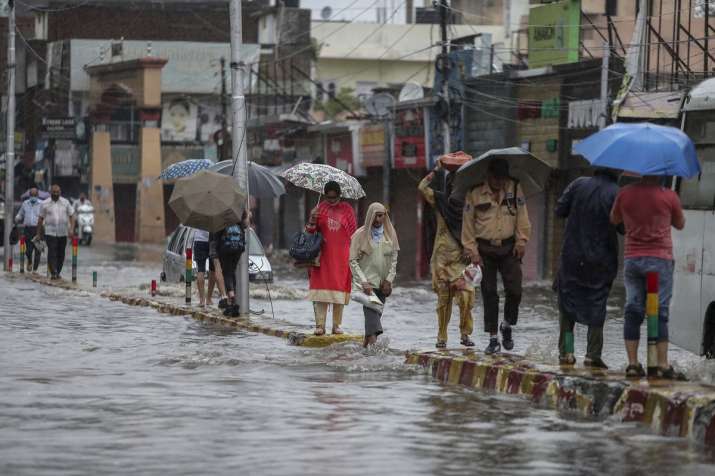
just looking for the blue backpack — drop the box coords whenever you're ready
[221,225,245,255]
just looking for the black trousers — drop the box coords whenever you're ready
[46,235,67,277]
[219,252,241,294]
[479,241,523,334]
[558,307,604,360]
[23,227,40,271]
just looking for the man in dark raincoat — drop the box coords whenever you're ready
[555,168,621,369]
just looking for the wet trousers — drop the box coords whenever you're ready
[558,308,604,360]
[45,235,67,277]
[479,244,522,334]
[219,252,240,294]
[436,285,474,343]
[314,302,344,330]
[23,227,40,271]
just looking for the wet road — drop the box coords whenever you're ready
[1,244,715,475]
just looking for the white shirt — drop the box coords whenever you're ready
[193,228,210,243]
[39,197,75,237]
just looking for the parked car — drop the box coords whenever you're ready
[161,225,273,284]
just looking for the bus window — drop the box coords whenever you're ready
[679,146,715,210]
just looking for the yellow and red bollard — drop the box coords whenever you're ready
[185,247,192,305]
[72,237,79,283]
[646,272,659,377]
[19,236,26,273]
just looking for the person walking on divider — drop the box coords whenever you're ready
[36,184,75,280]
[419,158,476,349]
[306,181,357,336]
[15,187,43,272]
[349,202,399,348]
[193,227,226,308]
[462,159,531,354]
[210,211,249,317]
[555,169,621,369]
[610,175,686,379]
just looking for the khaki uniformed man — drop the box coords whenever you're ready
[461,158,531,354]
[419,165,475,349]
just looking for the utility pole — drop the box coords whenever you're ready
[230,0,250,316]
[220,56,229,161]
[438,0,450,154]
[599,42,610,130]
[4,0,16,271]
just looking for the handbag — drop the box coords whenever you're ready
[289,230,323,262]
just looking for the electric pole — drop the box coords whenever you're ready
[438,0,450,154]
[599,42,610,130]
[230,0,250,316]
[220,56,229,161]
[4,0,16,271]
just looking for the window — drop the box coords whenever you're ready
[168,229,180,253]
[327,82,336,100]
[679,146,715,210]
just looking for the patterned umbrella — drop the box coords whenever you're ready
[159,159,213,181]
[280,163,365,199]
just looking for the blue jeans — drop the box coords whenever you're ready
[623,257,673,342]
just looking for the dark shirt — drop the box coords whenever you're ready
[556,173,621,287]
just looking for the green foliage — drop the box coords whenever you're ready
[313,87,362,119]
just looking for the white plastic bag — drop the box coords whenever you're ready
[464,264,482,286]
[351,290,384,312]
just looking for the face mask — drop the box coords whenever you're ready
[29,197,37,204]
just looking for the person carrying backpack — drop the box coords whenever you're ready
[210,211,249,317]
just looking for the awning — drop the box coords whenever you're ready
[617,91,683,119]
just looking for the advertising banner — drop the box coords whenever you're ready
[394,108,426,169]
[326,133,353,173]
[528,0,580,69]
[360,124,386,168]
[161,98,198,142]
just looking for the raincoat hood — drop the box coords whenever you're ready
[350,202,400,259]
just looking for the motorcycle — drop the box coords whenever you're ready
[75,202,95,245]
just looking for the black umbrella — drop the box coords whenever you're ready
[452,147,552,200]
[209,160,286,198]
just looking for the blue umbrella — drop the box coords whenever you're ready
[159,159,213,180]
[574,122,701,178]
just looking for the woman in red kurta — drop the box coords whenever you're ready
[305,181,357,335]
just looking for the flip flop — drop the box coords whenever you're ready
[332,327,344,335]
[314,327,325,336]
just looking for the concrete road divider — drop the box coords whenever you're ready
[406,349,715,447]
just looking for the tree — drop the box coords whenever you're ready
[313,87,362,120]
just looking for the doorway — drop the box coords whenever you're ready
[113,183,137,242]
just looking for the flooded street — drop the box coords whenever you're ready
[2,244,715,475]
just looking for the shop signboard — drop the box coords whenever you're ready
[394,107,426,169]
[360,124,386,168]
[326,133,353,173]
[528,0,581,69]
[41,117,80,140]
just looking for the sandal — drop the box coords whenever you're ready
[332,327,344,335]
[314,327,325,336]
[559,354,576,366]
[435,341,447,349]
[625,363,646,378]
[460,335,475,347]
[656,366,688,381]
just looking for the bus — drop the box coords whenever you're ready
[671,78,715,357]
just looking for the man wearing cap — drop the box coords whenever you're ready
[462,158,531,354]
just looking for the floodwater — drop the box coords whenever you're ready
[1,244,715,475]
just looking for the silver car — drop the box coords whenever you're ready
[161,225,273,283]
